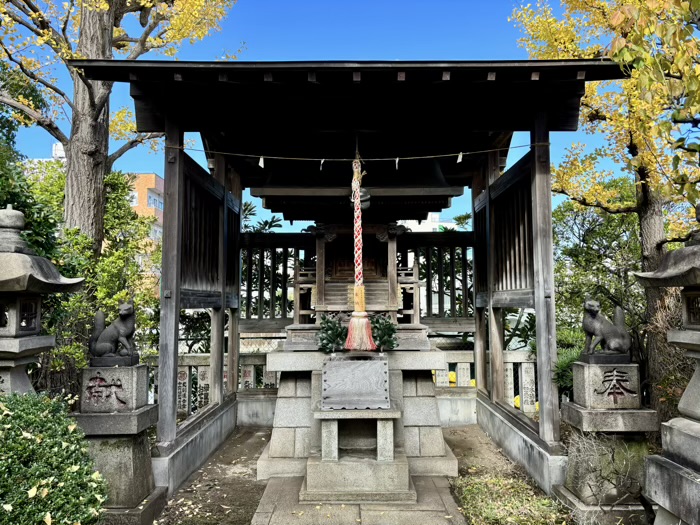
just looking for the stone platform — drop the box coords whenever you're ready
[252,476,465,525]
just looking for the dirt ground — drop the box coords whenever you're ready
[155,427,271,525]
[154,425,518,525]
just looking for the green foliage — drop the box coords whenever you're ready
[20,166,161,391]
[553,190,644,333]
[0,61,46,149]
[317,314,347,354]
[0,160,62,259]
[504,310,537,351]
[0,394,107,525]
[371,314,398,351]
[553,329,584,400]
[452,474,569,525]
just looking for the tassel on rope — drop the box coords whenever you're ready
[345,157,377,351]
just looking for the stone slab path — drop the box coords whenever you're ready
[251,476,465,525]
[154,425,517,525]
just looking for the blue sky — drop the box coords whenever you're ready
[15,0,586,227]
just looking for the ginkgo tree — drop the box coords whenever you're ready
[608,1,700,196]
[512,0,697,414]
[0,0,237,251]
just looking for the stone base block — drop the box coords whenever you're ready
[0,356,37,393]
[80,365,148,413]
[561,401,658,432]
[299,475,417,504]
[98,486,167,525]
[552,485,652,525]
[395,325,430,351]
[305,451,411,493]
[152,395,237,495]
[578,353,631,365]
[72,404,158,435]
[645,455,700,525]
[662,417,700,472]
[436,387,477,427]
[88,432,154,508]
[256,442,307,480]
[90,354,139,367]
[653,507,690,525]
[573,362,641,409]
[407,443,458,477]
[476,398,567,494]
[564,432,647,506]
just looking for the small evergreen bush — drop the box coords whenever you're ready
[553,328,584,400]
[0,393,107,525]
[318,314,348,353]
[370,314,398,351]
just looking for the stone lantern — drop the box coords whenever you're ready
[0,205,83,393]
[635,230,700,525]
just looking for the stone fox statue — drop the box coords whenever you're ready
[582,299,631,354]
[89,303,136,357]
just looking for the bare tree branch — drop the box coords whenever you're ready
[107,132,165,169]
[0,92,69,144]
[0,41,76,114]
[125,13,165,60]
[555,189,640,214]
[657,230,700,248]
[60,0,76,49]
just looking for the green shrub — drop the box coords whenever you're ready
[452,474,569,525]
[0,394,107,525]
[370,314,398,351]
[553,328,584,400]
[318,314,348,353]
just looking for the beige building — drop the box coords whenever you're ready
[129,173,164,242]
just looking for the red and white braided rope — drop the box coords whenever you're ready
[352,159,364,287]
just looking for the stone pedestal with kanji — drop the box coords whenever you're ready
[73,365,165,525]
[555,357,658,524]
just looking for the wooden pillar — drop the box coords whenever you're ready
[487,151,505,403]
[315,235,325,317]
[227,166,243,395]
[158,118,184,444]
[412,253,420,324]
[472,167,488,395]
[387,235,398,308]
[210,153,227,405]
[531,114,560,444]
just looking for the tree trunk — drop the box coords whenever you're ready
[64,7,115,252]
[636,171,673,415]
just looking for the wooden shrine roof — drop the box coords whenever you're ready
[74,59,625,222]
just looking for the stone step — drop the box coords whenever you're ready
[299,475,417,504]
[305,452,412,494]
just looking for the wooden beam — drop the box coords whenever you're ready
[249,187,464,197]
[158,117,184,444]
[184,153,225,200]
[489,151,532,200]
[180,289,222,309]
[531,113,560,444]
[491,289,535,308]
